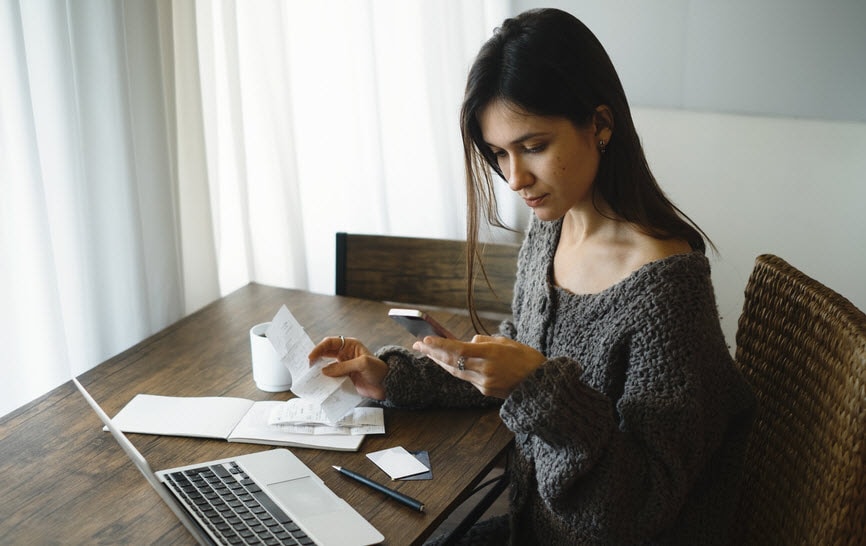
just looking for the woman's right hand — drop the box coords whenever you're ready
[308,336,388,400]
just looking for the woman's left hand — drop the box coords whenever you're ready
[412,335,547,399]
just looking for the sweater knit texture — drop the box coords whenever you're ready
[377,216,755,545]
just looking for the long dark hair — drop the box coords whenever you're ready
[461,8,711,331]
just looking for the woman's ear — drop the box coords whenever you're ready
[593,105,614,143]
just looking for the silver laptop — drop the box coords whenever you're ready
[73,378,383,546]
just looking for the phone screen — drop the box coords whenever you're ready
[388,309,455,339]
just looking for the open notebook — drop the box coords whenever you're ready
[108,394,369,451]
[73,378,383,546]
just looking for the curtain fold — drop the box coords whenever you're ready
[169,0,222,313]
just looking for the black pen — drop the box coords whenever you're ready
[332,465,425,512]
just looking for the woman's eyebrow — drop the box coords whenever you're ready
[485,131,551,148]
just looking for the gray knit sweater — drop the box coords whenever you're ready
[377,217,755,545]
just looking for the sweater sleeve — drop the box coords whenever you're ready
[374,345,501,410]
[501,272,753,544]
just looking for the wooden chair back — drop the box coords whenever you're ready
[335,232,520,316]
[733,254,866,545]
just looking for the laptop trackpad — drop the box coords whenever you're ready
[268,476,343,518]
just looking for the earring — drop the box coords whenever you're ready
[599,140,607,154]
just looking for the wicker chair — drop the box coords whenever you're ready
[733,254,866,545]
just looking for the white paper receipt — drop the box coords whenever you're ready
[366,446,430,480]
[265,305,364,423]
[268,398,385,435]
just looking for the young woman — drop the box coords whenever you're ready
[310,8,754,545]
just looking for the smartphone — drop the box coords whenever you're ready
[388,308,456,339]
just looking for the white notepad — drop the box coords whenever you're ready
[109,394,374,451]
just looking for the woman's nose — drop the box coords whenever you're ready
[506,156,533,191]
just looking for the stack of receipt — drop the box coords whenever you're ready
[268,398,385,436]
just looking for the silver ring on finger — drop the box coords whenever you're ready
[339,335,345,350]
[456,355,466,371]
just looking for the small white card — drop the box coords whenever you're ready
[366,446,430,480]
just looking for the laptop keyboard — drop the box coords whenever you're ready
[165,461,316,545]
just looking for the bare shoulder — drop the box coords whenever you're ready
[625,234,694,272]
[646,236,693,261]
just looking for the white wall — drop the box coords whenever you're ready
[505,1,866,347]
[634,108,866,347]
[512,0,866,122]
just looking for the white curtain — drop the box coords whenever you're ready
[188,0,512,296]
[0,0,199,417]
[0,0,512,417]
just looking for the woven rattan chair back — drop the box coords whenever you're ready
[733,254,866,545]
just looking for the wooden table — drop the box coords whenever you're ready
[0,284,513,545]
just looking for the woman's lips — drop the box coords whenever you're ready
[523,194,547,208]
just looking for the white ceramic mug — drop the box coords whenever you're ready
[249,322,292,392]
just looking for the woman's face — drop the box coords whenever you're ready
[479,99,602,222]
